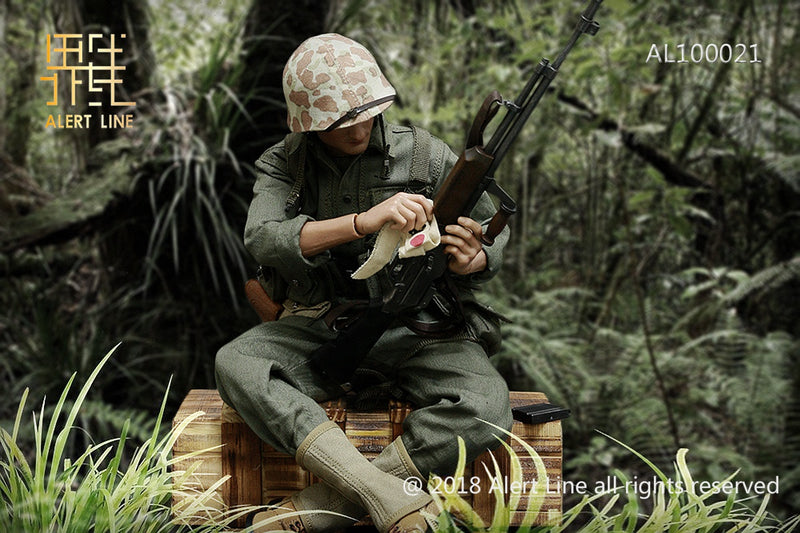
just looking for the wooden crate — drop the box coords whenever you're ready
[172,390,562,528]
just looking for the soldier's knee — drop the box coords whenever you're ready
[474,372,512,426]
[214,340,236,378]
[441,390,512,474]
[493,385,514,434]
[214,342,237,398]
[214,337,258,405]
[461,376,512,449]
[214,330,261,383]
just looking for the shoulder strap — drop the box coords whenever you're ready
[406,125,433,196]
[284,132,307,214]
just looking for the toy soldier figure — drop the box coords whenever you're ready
[215,33,512,533]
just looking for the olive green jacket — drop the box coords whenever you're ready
[244,118,508,348]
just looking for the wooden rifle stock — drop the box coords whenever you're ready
[433,145,495,226]
[432,142,516,246]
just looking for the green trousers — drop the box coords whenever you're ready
[215,315,512,478]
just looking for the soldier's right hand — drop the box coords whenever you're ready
[355,193,433,235]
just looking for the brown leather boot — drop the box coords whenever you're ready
[388,501,439,533]
[246,498,307,533]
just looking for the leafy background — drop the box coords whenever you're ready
[1,0,798,525]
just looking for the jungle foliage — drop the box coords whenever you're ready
[1,0,798,526]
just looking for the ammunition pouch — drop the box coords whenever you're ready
[280,299,332,320]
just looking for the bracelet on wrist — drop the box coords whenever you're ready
[352,213,365,238]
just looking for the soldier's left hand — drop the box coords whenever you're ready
[442,217,487,275]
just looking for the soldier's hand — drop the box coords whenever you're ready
[356,193,433,235]
[442,217,487,275]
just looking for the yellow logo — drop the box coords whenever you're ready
[40,33,135,129]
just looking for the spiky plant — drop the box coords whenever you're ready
[0,344,243,532]
[429,426,799,532]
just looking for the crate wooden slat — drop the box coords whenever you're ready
[172,390,562,528]
[171,389,227,523]
[222,403,262,516]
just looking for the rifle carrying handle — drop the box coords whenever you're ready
[481,201,517,246]
[467,90,502,148]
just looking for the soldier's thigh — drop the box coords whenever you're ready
[215,316,340,397]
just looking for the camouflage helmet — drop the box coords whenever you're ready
[282,33,396,133]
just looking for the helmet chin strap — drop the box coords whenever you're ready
[324,95,396,132]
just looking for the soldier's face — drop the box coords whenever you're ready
[317,118,374,156]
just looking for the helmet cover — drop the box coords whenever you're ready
[283,33,396,132]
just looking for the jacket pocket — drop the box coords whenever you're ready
[368,185,409,208]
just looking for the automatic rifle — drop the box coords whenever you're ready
[384,0,603,314]
[312,0,603,387]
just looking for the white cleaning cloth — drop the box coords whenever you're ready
[351,216,441,280]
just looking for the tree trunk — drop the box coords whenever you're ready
[0,0,7,157]
[232,0,330,166]
[50,0,154,174]
[1,0,43,168]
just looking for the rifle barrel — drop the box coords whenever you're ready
[483,0,602,176]
[483,60,546,156]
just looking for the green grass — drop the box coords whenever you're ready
[0,344,244,533]
[430,426,800,533]
[2,349,797,532]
